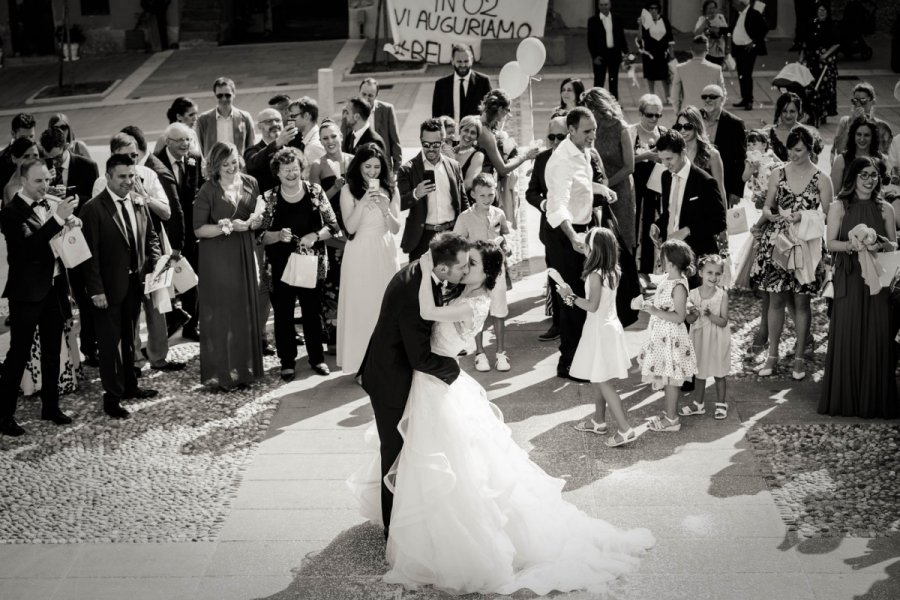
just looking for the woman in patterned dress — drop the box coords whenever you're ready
[749,126,833,380]
[799,3,840,122]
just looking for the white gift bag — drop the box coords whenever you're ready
[647,163,666,193]
[280,252,318,288]
[49,227,92,268]
[726,205,749,236]
[172,256,198,293]
[876,251,900,288]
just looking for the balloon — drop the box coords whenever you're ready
[516,38,546,77]
[498,61,528,99]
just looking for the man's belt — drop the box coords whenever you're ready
[572,223,592,233]
[424,221,454,232]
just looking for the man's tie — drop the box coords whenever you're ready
[117,198,140,273]
[174,159,184,186]
[35,198,51,211]
[458,78,466,112]
[667,174,681,235]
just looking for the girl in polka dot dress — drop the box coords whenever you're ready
[637,239,697,432]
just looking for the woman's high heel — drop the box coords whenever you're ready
[791,358,806,381]
[758,355,779,377]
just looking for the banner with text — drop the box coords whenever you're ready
[384,0,548,63]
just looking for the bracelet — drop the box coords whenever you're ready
[564,294,577,307]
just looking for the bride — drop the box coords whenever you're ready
[349,240,654,595]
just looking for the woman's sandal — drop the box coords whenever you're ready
[714,402,728,420]
[757,354,779,377]
[606,428,641,448]
[791,358,806,381]
[574,418,608,435]
[678,400,706,417]
[646,413,681,432]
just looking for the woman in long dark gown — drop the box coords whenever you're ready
[193,142,264,390]
[800,3,840,121]
[819,157,898,418]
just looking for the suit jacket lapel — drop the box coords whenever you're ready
[440,156,460,214]
[100,192,129,244]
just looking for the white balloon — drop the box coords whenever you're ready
[516,37,546,77]
[498,61,528,99]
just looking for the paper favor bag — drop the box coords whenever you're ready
[172,257,198,294]
[876,251,900,288]
[647,163,666,193]
[281,252,318,288]
[726,205,749,236]
[50,227,92,268]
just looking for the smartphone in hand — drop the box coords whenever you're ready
[422,171,436,185]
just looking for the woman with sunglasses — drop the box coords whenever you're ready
[829,117,885,206]
[47,113,92,160]
[672,106,726,204]
[820,156,898,418]
[553,77,585,117]
[628,94,667,275]
[153,96,202,156]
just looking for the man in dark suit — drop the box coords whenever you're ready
[360,232,469,535]
[587,0,628,99]
[701,84,747,206]
[398,118,469,260]
[354,78,402,172]
[431,44,492,124]
[525,116,568,342]
[729,0,769,110]
[155,123,204,340]
[80,154,162,419]
[245,108,299,194]
[0,113,36,189]
[341,97,386,156]
[0,159,77,436]
[651,130,726,270]
[39,127,100,366]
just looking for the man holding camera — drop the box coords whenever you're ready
[398,118,468,260]
[245,108,299,193]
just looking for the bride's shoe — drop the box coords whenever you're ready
[757,355,779,377]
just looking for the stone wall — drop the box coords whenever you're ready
[830,0,898,35]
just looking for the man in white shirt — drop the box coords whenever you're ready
[431,44,492,123]
[544,107,599,380]
[586,0,628,99]
[291,97,326,167]
[729,0,769,110]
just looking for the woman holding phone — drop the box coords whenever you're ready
[335,143,401,374]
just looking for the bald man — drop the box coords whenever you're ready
[244,108,299,193]
[701,84,746,205]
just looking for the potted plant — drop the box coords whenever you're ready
[55,24,86,61]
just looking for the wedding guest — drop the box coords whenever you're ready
[637,3,674,105]
[357,78,403,172]
[285,97,326,168]
[700,84,747,206]
[341,97,385,156]
[192,142,264,390]
[48,113,92,160]
[799,3,840,121]
[820,156,898,418]
[693,0,728,65]
[830,117,884,197]
[767,93,824,162]
[309,119,353,349]
[2,138,40,205]
[337,143,401,375]
[259,147,340,381]
[0,113,36,188]
[587,0,628,98]
[0,159,77,436]
[553,78,585,116]
[438,116,457,159]
[398,118,469,260]
[81,154,162,419]
[453,115,485,193]
[628,94,667,274]
[729,0,769,111]
[431,43,492,123]
[671,36,725,114]
[268,94,291,121]
[750,125,832,381]
[831,83,894,162]
[245,108,299,194]
[672,106,727,203]
[582,87,636,250]
[153,96,202,156]
[195,77,256,157]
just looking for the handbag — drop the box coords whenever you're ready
[771,231,798,271]
[726,205,749,236]
[280,252,318,288]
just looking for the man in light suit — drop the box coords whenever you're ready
[195,77,256,158]
[701,84,747,206]
[397,118,469,260]
[355,78,402,172]
[587,0,629,99]
[341,97,386,156]
[80,154,163,419]
[431,44,492,124]
[671,35,725,114]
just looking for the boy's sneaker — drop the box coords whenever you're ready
[474,353,491,372]
[495,352,510,372]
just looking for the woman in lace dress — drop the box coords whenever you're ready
[349,241,654,596]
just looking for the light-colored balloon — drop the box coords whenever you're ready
[516,38,546,77]
[498,61,528,99]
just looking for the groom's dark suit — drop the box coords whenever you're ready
[359,260,461,533]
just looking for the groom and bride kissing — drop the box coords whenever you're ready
[349,232,654,596]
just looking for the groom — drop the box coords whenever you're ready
[359,232,471,537]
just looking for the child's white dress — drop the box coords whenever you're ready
[637,276,697,389]
[688,287,732,379]
[570,277,631,383]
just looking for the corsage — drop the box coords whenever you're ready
[218,218,234,236]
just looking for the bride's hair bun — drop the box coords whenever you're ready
[473,240,504,291]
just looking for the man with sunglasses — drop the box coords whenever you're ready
[195,77,256,158]
[525,116,568,342]
[398,118,468,260]
[701,84,746,206]
[244,108,299,194]
[671,35,725,114]
[831,83,894,162]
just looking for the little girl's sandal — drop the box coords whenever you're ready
[574,418,608,435]
[714,402,728,420]
[678,400,706,417]
[606,428,641,447]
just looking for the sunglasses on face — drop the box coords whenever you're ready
[216,93,233,99]
[850,98,871,106]
[672,123,695,131]
[547,134,566,142]
[642,112,662,119]
[54,123,70,131]
[167,137,191,144]
[421,141,442,149]
[700,94,721,101]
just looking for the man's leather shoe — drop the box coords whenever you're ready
[295,332,305,345]
[181,326,199,341]
[166,308,190,338]
[0,418,25,436]
[103,400,130,419]
[122,387,159,400]
[262,342,276,356]
[311,362,330,376]
[538,326,560,342]
[82,352,100,368]
[151,361,186,372]
[41,409,73,425]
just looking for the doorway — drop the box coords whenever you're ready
[8,0,56,56]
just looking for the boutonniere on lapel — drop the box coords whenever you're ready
[237,121,245,133]
[186,157,197,168]
[131,196,146,207]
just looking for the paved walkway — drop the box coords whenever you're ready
[0,35,899,600]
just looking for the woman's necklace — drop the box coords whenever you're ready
[281,184,303,198]
[638,122,656,135]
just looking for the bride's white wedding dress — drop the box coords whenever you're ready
[348,295,654,595]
